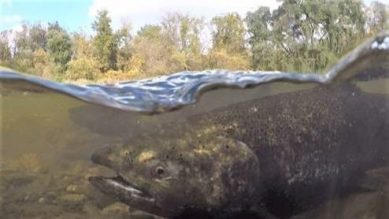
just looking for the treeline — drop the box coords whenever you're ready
[0,0,387,83]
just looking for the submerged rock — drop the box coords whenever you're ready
[59,194,86,203]
[102,202,129,215]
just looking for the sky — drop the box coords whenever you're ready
[1,0,388,33]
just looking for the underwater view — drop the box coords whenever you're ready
[1,33,389,219]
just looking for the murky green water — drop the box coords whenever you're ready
[1,81,306,218]
[1,79,388,218]
[292,79,389,219]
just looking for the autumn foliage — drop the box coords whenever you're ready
[0,0,387,83]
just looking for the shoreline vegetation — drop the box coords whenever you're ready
[0,0,388,84]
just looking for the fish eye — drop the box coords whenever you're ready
[155,166,166,177]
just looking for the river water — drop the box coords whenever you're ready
[0,33,388,219]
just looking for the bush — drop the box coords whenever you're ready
[65,57,99,80]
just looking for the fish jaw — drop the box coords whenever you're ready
[89,175,171,217]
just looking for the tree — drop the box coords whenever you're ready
[1,0,386,80]
[253,0,368,73]
[162,13,203,54]
[47,22,72,72]
[366,1,388,34]
[161,13,204,70]
[28,23,47,51]
[132,25,174,76]
[207,13,249,69]
[211,13,247,55]
[246,6,274,70]
[9,23,62,77]
[92,10,118,72]
[0,31,11,66]
[30,48,57,78]
[65,32,99,81]
[12,24,35,72]
[115,21,133,72]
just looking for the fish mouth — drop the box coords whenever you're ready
[89,175,154,202]
[90,147,154,204]
[89,175,169,216]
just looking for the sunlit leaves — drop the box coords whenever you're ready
[1,0,387,81]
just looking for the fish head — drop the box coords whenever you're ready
[89,135,260,217]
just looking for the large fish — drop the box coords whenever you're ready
[89,83,389,218]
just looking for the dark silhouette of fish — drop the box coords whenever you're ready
[89,82,389,218]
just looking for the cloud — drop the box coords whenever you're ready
[88,0,280,31]
[1,0,12,7]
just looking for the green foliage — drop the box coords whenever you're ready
[30,48,58,78]
[206,48,250,70]
[116,22,133,72]
[246,0,370,73]
[366,1,388,33]
[0,31,11,66]
[64,32,99,81]
[47,22,72,73]
[129,15,205,77]
[27,23,47,51]
[161,13,204,70]
[246,7,273,70]
[66,57,98,81]
[1,1,387,81]
[211,13,247,55]
[92,10,118,72]
[12,24,36,72]
[208,13,249,70]
[132,24,173,76]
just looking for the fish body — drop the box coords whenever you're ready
[90,83,389,218]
